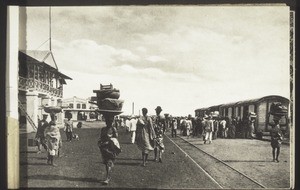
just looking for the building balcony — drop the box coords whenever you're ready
[18,76,63,98]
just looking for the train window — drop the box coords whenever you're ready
[235,107,239,117]
[257,102,267,127]
[249,105,255,113]
[240,106,244,119]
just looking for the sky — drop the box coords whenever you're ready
[23,5,290,116]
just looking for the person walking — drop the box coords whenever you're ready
[35,114,49,153]
[129,115,137,144]
[186,118,192,138]
[44,121,62,166]
[153,106,165,163]
[204,115,214,144]
[249,117,256,139]
[136,108,156,166]
[171,119,178,138]
[201,116,207,141]
[227,117,236,139]
[212,118,219,140]
[219,118,227,138]
[98,113,121,184]
[64,117,73,142]
[269,119,283,162]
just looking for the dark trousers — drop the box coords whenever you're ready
[171,128,177,137]
[66,131,72,141]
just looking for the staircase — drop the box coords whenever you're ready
[18,100,37,132]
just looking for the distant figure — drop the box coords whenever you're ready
[227,117,236,139]
[194,117,201,137]
[136,108,156,166]
[64,118,73,142]
[219,118,227,138]
[44,121,62,166]
[186,118,192,138]
[212,118,219,140]
[201,116,207,141]
[181,118,187,136]
[270,119,283,162]
[35,114,49,153]
[129,116,137,144]
[204,115,214,144]
[125,118,131,133]
[171,119,178,138]
[249,118,256,139]
[77,121,82,128]
[241,116,249,139]
[153,106,165,163]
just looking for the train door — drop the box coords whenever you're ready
[243,105,249,118]
[228,107,232,118]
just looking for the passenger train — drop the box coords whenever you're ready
[195,95,290,138]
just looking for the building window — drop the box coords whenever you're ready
[77,104,81,109]
[69,103,74,108]
[82,104,86,109]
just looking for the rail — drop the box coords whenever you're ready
[168,134,267,189]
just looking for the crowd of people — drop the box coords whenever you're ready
[34,107,283,185]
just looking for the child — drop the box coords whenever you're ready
[44,121,62,166]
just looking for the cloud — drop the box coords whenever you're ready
[25,6,290,116]
[53,39,141,74]
[145,55,168,63]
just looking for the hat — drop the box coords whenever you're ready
[155,106,162,111]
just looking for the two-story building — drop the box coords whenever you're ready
[18,50,72,132]
[63,96,99,121]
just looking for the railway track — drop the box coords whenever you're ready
[166,134,266,189]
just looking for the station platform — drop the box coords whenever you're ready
[19,124,292,189]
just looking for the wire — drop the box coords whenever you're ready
[35,38,50,50]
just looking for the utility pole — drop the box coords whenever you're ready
[49,6,52,51]
[132,102,134,115]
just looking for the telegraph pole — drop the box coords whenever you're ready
[49,6,52,51]
[132,102,134,115]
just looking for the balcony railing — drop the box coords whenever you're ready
[19,76,63,98]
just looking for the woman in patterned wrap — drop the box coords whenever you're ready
[98,113,121,184]
[44,121,62,166]
[136,108,156,167]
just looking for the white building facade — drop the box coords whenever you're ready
[63,96,99,121]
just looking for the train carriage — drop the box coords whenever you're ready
[195,95,290,138]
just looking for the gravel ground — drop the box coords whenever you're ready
[20,125,220,189]
[176,134,291,189]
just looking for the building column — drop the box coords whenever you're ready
[56,99,63,127]
[26,91,39,133]
[6,6,20,189]
[86,112,90,120]
[71,111,77,121]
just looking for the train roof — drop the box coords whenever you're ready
[235,95,289,105]
[195,95,289,111]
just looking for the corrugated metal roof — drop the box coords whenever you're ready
[19,50,72,80]
[20,50,58,69]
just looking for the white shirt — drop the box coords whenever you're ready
[220,120,226,129]
[125,119,130,128]
[129,118,137,131]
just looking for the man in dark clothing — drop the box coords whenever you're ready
[35,114,49,153]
